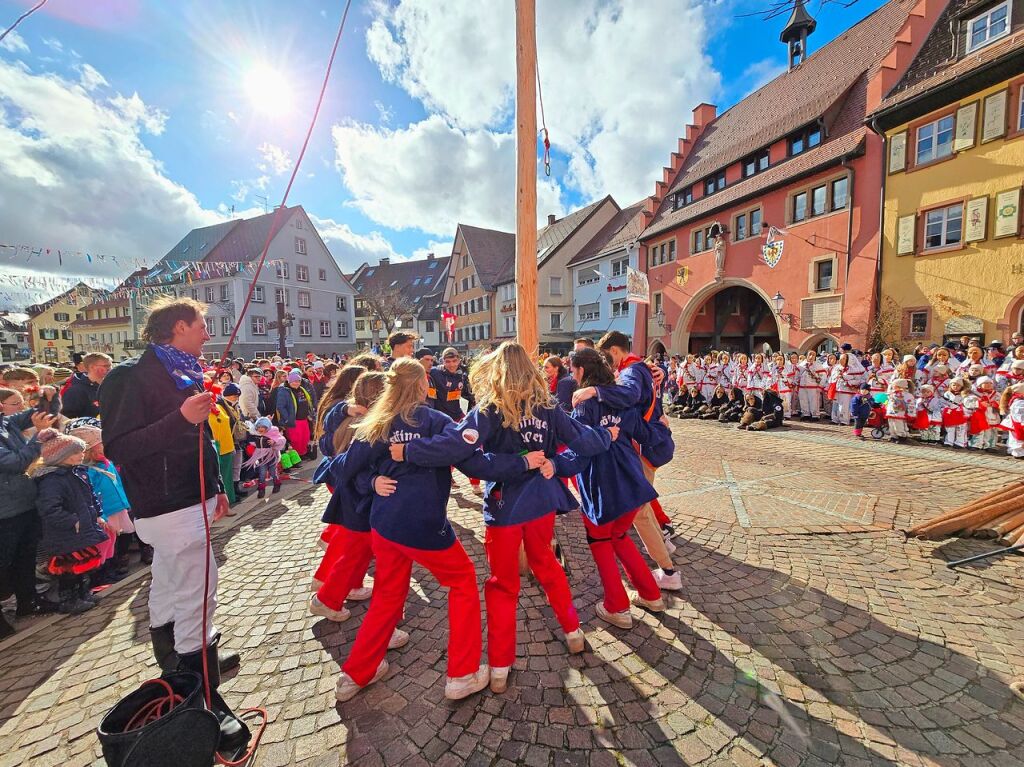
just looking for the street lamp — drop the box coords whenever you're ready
[772,291,794,324]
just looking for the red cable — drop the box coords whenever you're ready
[219,0,354,364]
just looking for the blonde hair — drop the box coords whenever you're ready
[469,341,553,430]
[333,371,387,454]
[354,358,426,444]
[315,364,366,440]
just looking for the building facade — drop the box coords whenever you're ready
[444,224,514,350]
[871,0,1024,347]
[70,296,133,360]
[26,283,98,364]
[0,313,29,362]
[634,0,944,356]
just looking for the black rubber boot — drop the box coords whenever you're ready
[150,622,179,673]
[0,613,15,639]
[79,574,97,604]
[58,575,93,615]
[177,637,251,760]
[257,483,266,499]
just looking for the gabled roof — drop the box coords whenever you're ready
[203,207,299,263]
[568,201,646,267]
[536,196,611,267]
[874,0,1024,119]
[457,224,516,292]
[350,255,452,317]
[25,282,97,318]
[157,219,239,265]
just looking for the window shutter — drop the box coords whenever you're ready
[896,214,916,256]
[888,132,907,173]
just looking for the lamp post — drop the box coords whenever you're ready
[772,291,794,325]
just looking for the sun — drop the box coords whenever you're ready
[243,64,293,115]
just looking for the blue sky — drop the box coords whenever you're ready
[0,0,886,308]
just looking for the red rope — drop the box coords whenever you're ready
[220,0,354,363]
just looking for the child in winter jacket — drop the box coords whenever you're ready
[32,429,112,614]
[244,417,286,498]
[850,384,874,439]
[885,379,915,442]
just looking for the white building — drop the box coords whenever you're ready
[566,201,645,341]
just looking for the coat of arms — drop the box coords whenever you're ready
[761,229,784,269]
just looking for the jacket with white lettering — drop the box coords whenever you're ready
[429,367,474,421]
[594,357,675,467]
[404,403,611,527]
[553,398,657,526]
[316,406,529,548]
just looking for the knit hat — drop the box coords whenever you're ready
[1012,360,1024,372]
[287,370,302,383]
[414,347,435,360]
[222,383,241,397]
[976,376,993,388]
[919,384,935,394]
[254,417,273,431]
[64,417,103,448]
[931,364,949,376]
[892,378,910,390]
[52,367,74,384]
[968,363,984,377]
[902,355,916,365]
[37,428,87,465]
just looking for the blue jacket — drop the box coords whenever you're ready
[316,406,530,549]
[429,367,474,421]
[596,358,675,467]
[851,394,874,421]
[34,465,108,557]
[274,385,312,428]
[314,457,374,532]
[318,401,349,457]
[554,375,576,413]
[86,459,131,520]
[0,408,41,520]
[404,403,611,527]
[554,399,657,526]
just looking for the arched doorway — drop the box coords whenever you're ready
[648,340,667,358]
[801,333,839,356]
[680,284,781,355]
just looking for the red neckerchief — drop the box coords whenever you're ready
[617,353,643,372]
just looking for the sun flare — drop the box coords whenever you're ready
[243,64,292,115]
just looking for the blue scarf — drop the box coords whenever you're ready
[150,343,204,391]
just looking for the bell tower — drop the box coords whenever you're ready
[780,0,817,70]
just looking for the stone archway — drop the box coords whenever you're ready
[799,332,840,355]
[1000,289,1024,339]
[672,278,786,355]
[647,340,667,358]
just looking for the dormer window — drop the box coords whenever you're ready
[673,187,694,210]
[965,0,1010,54]
[788,124,822,156]
[742,150,770,178]
[704,171,726,196]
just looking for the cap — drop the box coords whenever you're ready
[902,355,916,365]
[415,348,435,360]
[222,383,241,397]
[442,347,459,360]
[988,341,1004,349]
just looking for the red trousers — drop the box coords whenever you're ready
[316,527,372,610]
[650,498,670,527]
[484,513,579,667]
[342,532,481,686]
[319,524,339,544]
[582,510,661,613]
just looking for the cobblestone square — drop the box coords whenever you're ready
[1,420,1022,767]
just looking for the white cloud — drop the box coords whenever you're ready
[307,214,406,271]
[373,100,393,125]
[361,0,720,205]
[0,58,220,281]
[737,58,786,101]
[257,142,293,175]
[0,31,29,54]
[78,63,108,91]
[42,37,63,54]
[333,114,565,237]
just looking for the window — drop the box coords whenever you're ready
[462,277,469,291]
[191,289,199,301]
[295,217,303,230]
[424,320,435,332]
[923,203,963,250]
[501,283,515,301]
[831,177,849,211]
[319,320,331,337]
[299,319,312,337]
[275,262,289,279]
[550,312,563,330]
[471,326,478,341]
[275,287,289,306]
[704,171,726,195]
[668,240,676,262]
[338,321,348,337]
[461,254,469,269]
[789,125,822,156]
[652,292,663,317]
[298,290,311,308]
[814,260,833,292]
[457,328,464,343]
[54,312,70,322]
[811,185,827,217]
[692,228,706,254]
[251,316,267,335]
[735,213,747,241]
[205,287,215,303]
[355,319,365,331]
[355,299,365,313]
[364,268,375,277]
[750,208,763,236]
[966,0,1010,53]
[336,296,347,311]
[578,303,600,321]
[319,268,327,281]
[742,150,769,177]
[611,257,628,277]
[221,316,232,335]
[915,115,954,165]
[504,316,516,334]
[296,264,309,282]
[549,276,562,295]
[295,237,307,255]
[1017,85,1024,132]
[253,285,265,303]
[424,276,433,285]
[793,192,808,222]
[578,267,600,285]
[220,284,229,301]
[909,310,928,336]
[39,328,58,340]
[611,299,629,318]
[674,187,694,209]
[428,260,438,269]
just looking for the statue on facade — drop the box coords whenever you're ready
[712,230,726,280]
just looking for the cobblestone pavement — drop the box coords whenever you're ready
[1,420,1023,767]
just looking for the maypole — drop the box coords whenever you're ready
[514,0,539,356]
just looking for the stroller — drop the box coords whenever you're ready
[866,393,889,440]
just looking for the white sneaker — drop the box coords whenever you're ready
[445,665,490,700]
[309,595,350,623]
[346,586,372,602]
[388,628,410,650]
[595,602,633,629]
[662,535,677,555]
[335,659,387,702]
[489,665,510,693]
[310,578,324,593]
[653,569,682,591]
[631,593,666,612]
[565,628,585,654]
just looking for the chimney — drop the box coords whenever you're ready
[547,214,557,225]
[692,103,717,128]
[379,257,390,266]
[427,251,435,260]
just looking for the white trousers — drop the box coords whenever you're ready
[135,502,218,655]
[944,424,968,447]
[797,388,821,418]
[832,393,853,425]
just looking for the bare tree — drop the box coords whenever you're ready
[738,0,860,22]
[360,283,418,337]
[868,295,904,352]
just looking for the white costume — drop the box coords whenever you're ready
[885,384,915,439]
[942,390,969,448]
[1000,386,1024,458]
[829,360,865,426]
[796,358,828,419]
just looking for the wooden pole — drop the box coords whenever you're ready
[515,0,538,357]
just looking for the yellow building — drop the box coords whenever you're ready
[70,295,134,361]
[871,1,1024,347]
[26,283,98,364]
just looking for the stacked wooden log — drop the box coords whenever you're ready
[907,480,1024,543]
